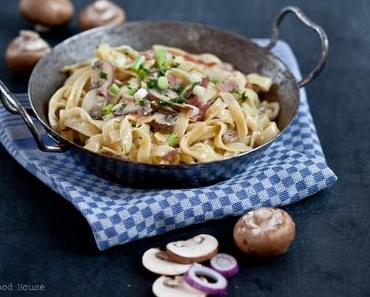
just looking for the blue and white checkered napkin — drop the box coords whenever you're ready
[0,40,336,250]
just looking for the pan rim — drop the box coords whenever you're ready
[28,20,300,169]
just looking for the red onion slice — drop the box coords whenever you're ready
[184,263,227,296]
[210,253,239,277]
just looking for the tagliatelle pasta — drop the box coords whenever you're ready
[48,44,280,164]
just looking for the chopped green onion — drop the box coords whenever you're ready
[174,86,184,94]
[174,96,185,104]
[232,90,248,101]
[157,76,169,90]
[137,67,149,79]
[139,98,148,106]
[131,55,145,71]
[147,79,157,88]
[127,86,137,96]
[240,91,248,101]
[211,78,220,84]
[157,69,167,76]
[157,99,171,106]
[167,133,179,147]
[154,47,170,70]
[99,71,108,80]
[108,83,120,95]
[112,102,127,111]
[102,103,114,116]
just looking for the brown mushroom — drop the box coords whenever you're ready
[91,60,115,96]
[150,112,177,133]
[233,207,296,258]
[81,89,106,119]
[79,0,126,31]
[5,30,51,72]
[19,0,74,27]
[166,234,219,264]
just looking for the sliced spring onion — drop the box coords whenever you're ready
[157,76,169,90]
[131,55,145,71]
[167,133,179,147]
[137,67,149,79]
[102,103,114,116]
[127,86,137,96]
[154,47,169,70]
[174,86,184,94]
[157,99,171,106]
[184,264,228,296]
[210,253,239,277]
[139,98,148,106]
[147,79,157,89]
[108,83,120,95]
[174,96,185,104]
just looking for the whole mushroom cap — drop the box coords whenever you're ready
[79,0,126,31]
[19,0,74,26]
[6,30,51,72]
[233,207,296,258]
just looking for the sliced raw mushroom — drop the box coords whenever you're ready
[6,30,51,72]
[166,234,219,264]
[142,248,191,276]
[91,60,114,94]
[19,0,74,27]
[151,112,177,133]
[233,207,296,258]
[153,276,206,297]
[81,89,106,119]
[79,0,126,31]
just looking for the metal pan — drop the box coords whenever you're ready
[0,6,328,188]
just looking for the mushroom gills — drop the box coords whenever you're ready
[166,234,219,264]
[153,276,206,297]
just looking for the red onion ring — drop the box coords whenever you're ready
[184,263,227,296]
[210,253,239,277]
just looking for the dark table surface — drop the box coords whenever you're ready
[0,0,369,296]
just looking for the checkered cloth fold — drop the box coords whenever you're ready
[0,40,336,250]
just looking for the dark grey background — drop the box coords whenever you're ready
[0,0,369,296]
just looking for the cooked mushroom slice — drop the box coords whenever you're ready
[19,0,74,27]
[153,276,206,297]
[79,0,126,31]
[259,101,280,121]
[142,248,191,275]
[233,207,296,258]
[5,30,51,72]
[91,60,114,93]
[166,234,219,264]
[81,90,106,119]
[151,113,177,133]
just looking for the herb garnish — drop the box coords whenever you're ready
[99,71,108,80]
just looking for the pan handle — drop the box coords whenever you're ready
[264,6,329,88]
[0,80,68,153]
